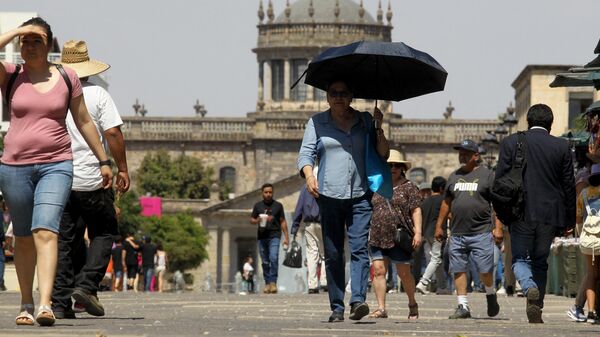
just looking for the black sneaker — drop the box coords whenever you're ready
[349,302,369,320]
[328,310,344,323]
[53,307,76,319]
[526,288,543,323]
[587,311,598,324]
[72,288,105,317]
[486,293,500,317]
[449,304,471,319]
[0,283,6,291]
[308,288,319,294]
[320,285,328,292]
[506,285,515,297]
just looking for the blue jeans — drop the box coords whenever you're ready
[143,267,155,291]
[317,194,372,313]
[258,237,280,284]
[0,161,73,236]
[510,221,556,303]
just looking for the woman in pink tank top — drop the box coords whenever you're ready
[0,17,113,327]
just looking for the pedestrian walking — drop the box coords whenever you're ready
[123,233,140,291]
[112,239,125,292]
[0,18,113,327]
[368,150,422,319]
[435,139,503,319]
[155,242,168,292]
[51,39,129,319]
[140,236,157,292]
[496,104,576,323]
[291,167,327,294]
[416,176,449,295]
[297,79,390,322]
[241,256,255,294]
[250,183,289,294]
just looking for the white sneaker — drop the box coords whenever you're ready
[415,282,430,295]
[496,286,506,295]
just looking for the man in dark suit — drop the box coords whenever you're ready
[496,104,576,323]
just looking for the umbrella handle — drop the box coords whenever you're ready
[290,69,308,90]
[375,99,378,109]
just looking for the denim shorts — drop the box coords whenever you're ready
[369,244,412,264]
[0,160,73,236]
[448,232,494,274]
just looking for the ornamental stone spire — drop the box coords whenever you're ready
[258,0,265,23]
[267,0,274,23]
[284,0,291,22]
[377,0,383,24]
[359,0,365,22]
[386,0,393,25]
[308,0,315,20]
[334,0,340,22]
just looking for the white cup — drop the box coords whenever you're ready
[259,214,268,228]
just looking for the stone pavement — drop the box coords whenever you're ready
[0,290,598,337]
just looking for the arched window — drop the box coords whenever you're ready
[219,167,236,192]
[271,60,284,102]
[408,167,427,186]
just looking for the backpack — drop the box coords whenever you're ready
[3,63,73,121]
[491,132,527,225]
[580,189,600,259]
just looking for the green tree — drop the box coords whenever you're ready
[137,150,212,199]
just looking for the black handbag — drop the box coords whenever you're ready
[282,239,303,269]
[394,226,414,254]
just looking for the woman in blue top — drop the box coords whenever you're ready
[297,80,389,322]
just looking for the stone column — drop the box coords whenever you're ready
[220,228,231,287]
[284,59,291,100]
[263,61,272,102]
[258,61,264,102]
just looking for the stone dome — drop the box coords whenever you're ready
[274,0,376,24]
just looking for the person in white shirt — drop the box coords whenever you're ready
[51,40,129,319]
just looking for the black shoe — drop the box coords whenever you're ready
[526,288,543,323]
[320,285,328,292]
[328,310,344,323]
[506,285,515,297]
[72,288,105,317]
[486,293,500,317]
[53,308,76,319]
[308,288,319,294]
[0,283,6,291]
[349,302,369,321]
[449,304,471,319]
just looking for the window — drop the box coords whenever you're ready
[219,167,236,193]
[271,60,284,102]
[408,168,427,186]
[568,92,593,129]
[314,88,326,101]
[291,59,308,102]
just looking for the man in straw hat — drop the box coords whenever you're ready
[434,139,503,320]
[51,40,130,319]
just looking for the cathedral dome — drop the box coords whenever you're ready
[274,0,376,24]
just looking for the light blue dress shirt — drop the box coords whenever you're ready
[297,109,373,200]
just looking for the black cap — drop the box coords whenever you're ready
[453,139,479,153]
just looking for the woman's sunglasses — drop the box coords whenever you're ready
[388,163,405,169]
[328,90,351,98]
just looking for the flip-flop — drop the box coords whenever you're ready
[35,304,55,327]
[15,303,35,326]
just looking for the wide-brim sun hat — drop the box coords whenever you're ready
[388,149,411,170]
[59,40,110,78]
[588,163,600,186]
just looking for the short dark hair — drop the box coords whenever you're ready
[431,176,447,193]
[527,104,553,131]
[20,17,53,46]
[261,183,273,191]
[326,78,354,93]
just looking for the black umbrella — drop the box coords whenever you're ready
[293,41,447,102]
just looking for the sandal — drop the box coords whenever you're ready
[15,303,35,326]
[369,308,388,318]
[408,303,419,319]
[35,304,55,326]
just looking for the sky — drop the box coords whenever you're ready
[2,0,598,119]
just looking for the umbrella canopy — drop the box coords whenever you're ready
[550,68,600,90]
[301,41,447,102]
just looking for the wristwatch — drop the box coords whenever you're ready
[99,159,112,167]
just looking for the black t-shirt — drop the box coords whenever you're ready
[251,199,285,240]
[123,239,139,265]
[421,194,445,239]
[111,245,124,272]
[445,166,494,235]
[141,243,157,267]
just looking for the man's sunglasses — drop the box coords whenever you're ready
[328,90,351,98]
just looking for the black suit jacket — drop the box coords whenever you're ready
[496,128,576,229]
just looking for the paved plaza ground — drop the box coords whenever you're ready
[0,288,598,337]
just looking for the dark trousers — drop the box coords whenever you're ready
[52,188,118,310]
[509,221,557,305]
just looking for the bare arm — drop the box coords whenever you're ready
[70,94,113,189]
[280,218,289,247]
[411,207,423,249]
[434,197,452,241]
[373,107,390,159]
[104,126,130,193]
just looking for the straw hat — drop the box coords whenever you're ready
[387,149,411,170]
[59,40,110,78]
